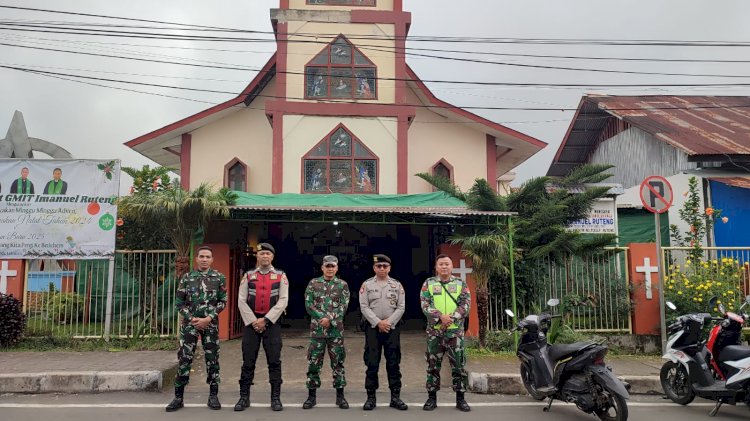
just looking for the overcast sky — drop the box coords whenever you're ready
[2,0,750,193]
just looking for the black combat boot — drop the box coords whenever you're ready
[422,391,437,411]
[456,391,471,412]
[270,383,283,411]
[336,388,349,409]
[363,389,376,410]
[165,385,185,412]
[233,385,250,412]
[302,389,316,409]
[390,388,408,410]
[207,384,221,410]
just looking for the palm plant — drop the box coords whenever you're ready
[118,183,237,277]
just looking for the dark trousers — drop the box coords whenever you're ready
[239,321,282,389]
[363,325,402,390]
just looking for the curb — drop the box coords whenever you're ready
[468,373,662,396]
[0,371,164,394]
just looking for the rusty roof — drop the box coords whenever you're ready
[710,177,750,189]
[548,95,750,176]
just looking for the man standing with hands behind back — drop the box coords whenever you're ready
[359,254,408,411]
[420,254,471,412]
[235,243,289,412]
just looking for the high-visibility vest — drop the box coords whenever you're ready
[427,279,463,330]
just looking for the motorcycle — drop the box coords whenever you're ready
[506,299,630,421]
[661,295,750,416]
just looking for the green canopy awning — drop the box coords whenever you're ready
[232,191,466,209]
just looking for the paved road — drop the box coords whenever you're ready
[1,392,748,421]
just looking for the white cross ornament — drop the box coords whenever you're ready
[0,261,18,294]
[636,257,659,300]
[452,259,473,282]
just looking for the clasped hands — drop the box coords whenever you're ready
[438,314,453,330]
[190,316,212,331]
[251,318,267,333]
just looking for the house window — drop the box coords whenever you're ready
[305,35,377,100]
[303,125,378,194]
[306,0,376,5]
[432,159,453,182]
[225,159,248,192]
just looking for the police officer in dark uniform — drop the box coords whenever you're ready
[359,254,408,411]
[234,243,289,412]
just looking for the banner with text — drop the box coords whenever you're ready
[0,159,120,259]
[568,199,617,234]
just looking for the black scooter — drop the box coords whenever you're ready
[506,299,630,421]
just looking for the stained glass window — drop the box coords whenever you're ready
[303,125,378,194]
[227,161,247,191]
[306,0,376,6]
[305,35,377,100]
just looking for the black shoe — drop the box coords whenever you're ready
[303,389,316,410]
[233,395,249,412]
[165,397,184,412]
[165,386,185,412]
[456,392,471,412]
[423,391,437,411]
[270,384,283,412]
[363,389,376,411]
[336,388,349,409]
[390,389,408,410]
[208,384,221,410]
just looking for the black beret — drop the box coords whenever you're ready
[373,254,391,264]
[257,243,275,254]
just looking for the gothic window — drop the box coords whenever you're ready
[306,0,376,6]
[432,159,453,182]
[225,158,248,192]
[303,125,378,194]
[305,35,377,100]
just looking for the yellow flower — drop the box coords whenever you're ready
[669,286,674,289]
[698,298,703,303]
[717,282,722,287]
[677,291,683,295]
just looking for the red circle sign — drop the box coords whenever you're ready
[639,176,673,214]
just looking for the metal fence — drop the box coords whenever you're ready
[489,248,632,332]
[24,251,179,339]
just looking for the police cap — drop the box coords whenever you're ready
[257,242,275,254]
[373,254,391,264]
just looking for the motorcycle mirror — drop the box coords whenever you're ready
[666,301,677,311]
[547,298,560,307]
[504,309,515,318]
[709,296,718,306]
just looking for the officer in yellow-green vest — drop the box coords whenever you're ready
[419,254,471,412]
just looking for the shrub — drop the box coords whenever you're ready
[664,258,744,314]
[0,293,27,347]
[45,291,85,324]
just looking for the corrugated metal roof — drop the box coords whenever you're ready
[548,95,750,177]
[710,177,750,189]
[229,205,514,216]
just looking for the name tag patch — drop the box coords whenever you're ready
[431,285,442,295]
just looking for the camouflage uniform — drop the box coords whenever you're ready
[420,275,471,392]
[174,268,227,388]
[304,276,351,389]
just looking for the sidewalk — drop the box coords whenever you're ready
[0,331,664,395]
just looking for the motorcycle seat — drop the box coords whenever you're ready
[548,342,595,362]
[718,345,750,363]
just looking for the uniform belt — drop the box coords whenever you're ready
[255,312,267,317]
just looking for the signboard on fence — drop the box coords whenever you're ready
[0,159,120,259]
[568,199,617,234]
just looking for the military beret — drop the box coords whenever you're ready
[257,242,275,254]
[322,255,338,265]
[373,254,391,264]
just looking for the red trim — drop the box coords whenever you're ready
[301,123,379,194]
[272,113,284,194]
[279,0,289,8]
[397,115,408,193]
[223,157,249,192]
[351,10,411,25]
[486,135,497,191]
[431,158,454,184]
[266,100,414,118]
[394,0,402,11]
[305,0,376,6]
[276,24,288,101]
[163,146,181,157]
[405,65,547,149]
[552,97,587,163]
[180,133,191,190]
[125,54,277,149]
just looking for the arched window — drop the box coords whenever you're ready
[432,159,454,183]
[224,158,248,192]
[307,0,376,6]
[305,35,377,100]
[303,125,378,194]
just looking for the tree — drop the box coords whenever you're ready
[669,176,723,262]
[116,165,174,250]
[118,183,237,277]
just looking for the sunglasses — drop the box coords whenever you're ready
[374,264,390,268]
[324,263,337,268]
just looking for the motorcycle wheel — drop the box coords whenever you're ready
[519,363,546,401]
[660,361,695,405]
[594,387,628,421]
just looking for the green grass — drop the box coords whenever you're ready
[2,336,177,352]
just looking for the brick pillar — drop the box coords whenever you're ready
[628,243,662,335]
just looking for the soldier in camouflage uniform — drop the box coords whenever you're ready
[302,255,351,410]
[420,254,471,412]
[166,246,228,412]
